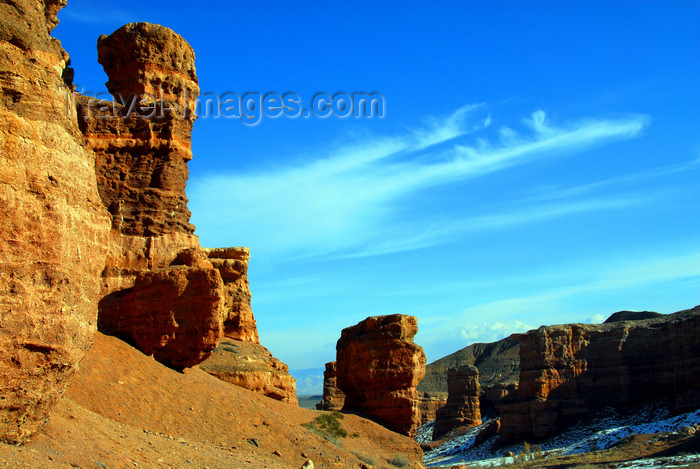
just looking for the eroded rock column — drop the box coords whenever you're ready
[335,314,426,436]
[432,365,482,439]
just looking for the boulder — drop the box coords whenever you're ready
[0,0,110,443]
[98,265,225,370]
[335,314,426,436]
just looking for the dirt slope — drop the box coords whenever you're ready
[0,333,423,468]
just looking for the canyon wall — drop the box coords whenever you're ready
[0,0,111,443]
[335,314,426,436]
[500,306,700,443]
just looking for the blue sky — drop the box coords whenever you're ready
[55,1,699,393]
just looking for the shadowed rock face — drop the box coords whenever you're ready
[335,314,426,436]
[98,264,225,371]
[433,365,482,440]
[0,0,111,443]
[500,306,700,443]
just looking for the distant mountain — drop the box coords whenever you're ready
[290,367,325,396]
[418,336,519,395]
[603,310,664,323]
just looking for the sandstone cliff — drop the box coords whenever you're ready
[432,365,482,440]
[0,0,110,443]
[77,23,295,398]
[335,314,426,437]
[500,306,700,443]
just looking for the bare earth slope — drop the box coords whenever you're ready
[0,333,424,468]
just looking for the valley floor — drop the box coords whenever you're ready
[421,405,700,468]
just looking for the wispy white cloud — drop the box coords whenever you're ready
[418,248,700,350]
[460,320,535,343]
[59,8,132,26]
[189,105,650,260]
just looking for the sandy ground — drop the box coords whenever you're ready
[0,333,424,469]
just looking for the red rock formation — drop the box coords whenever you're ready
[318,361,345,411]
[433,365,482,439]
[204,247,259,343]
[500,306,700,443]
[71,23,227,371]
[80,22,198,239]
[0,0,111,443]
[335,314,426,436]
[199,339,298,405]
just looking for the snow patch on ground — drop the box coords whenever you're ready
[422,405,700,468]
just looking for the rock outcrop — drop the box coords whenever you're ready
[432,365,482,439]
[204,247,259,343]
[318,361,345,411]
[604,310,663,323]
[71,23,228,370]
[199,338,297,404]
[76,22,201,298]
[98,263,224,370]
[480,382,517,418]
[418,336,518,423]
[500,306,700,443]
[0,0,111,443]
[335,314,426,436]
[196,247,297,403]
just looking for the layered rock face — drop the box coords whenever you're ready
[500,306,700,443]
[199,339,297,405]
[196,247,297,403]
[80,22,197,240]
[433,365,482,439]
[0,0,110,443]
[417,394,447,425]
[335,314,426,436]
[318,361,345,411]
